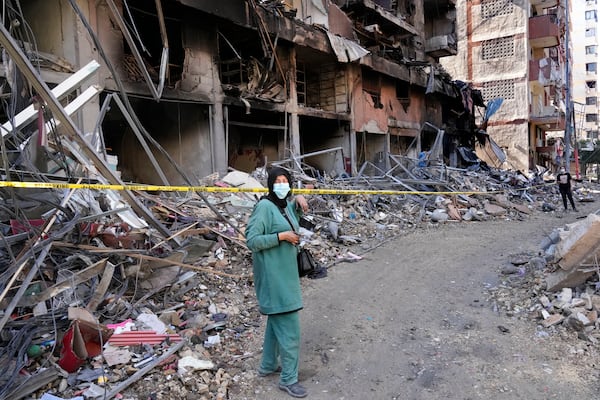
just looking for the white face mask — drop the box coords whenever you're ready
[273,182,290,199]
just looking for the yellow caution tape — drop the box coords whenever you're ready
[0,180,549,196]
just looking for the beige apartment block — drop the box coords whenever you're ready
[442,0,567,172]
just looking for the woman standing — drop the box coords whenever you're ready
[245,167,309,398]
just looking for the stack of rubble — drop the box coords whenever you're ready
[0,161,595,399]
[488,209,600,350]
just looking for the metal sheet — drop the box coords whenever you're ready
[326,32,370,63]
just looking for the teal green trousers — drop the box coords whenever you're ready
[260,311,300,385]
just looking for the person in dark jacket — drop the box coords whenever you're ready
[556,166,577,212]
[245,167,309,398]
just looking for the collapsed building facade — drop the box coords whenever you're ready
[0,0,501,187]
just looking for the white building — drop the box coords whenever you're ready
[571,0,599,148]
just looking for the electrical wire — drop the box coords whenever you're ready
[0,323,37,398]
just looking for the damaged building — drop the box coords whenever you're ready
[0,0,501,187]
[5,2,600,399]
[441,0,568,172]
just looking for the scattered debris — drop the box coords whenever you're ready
[487,206,600,358]
[2,153,598,399]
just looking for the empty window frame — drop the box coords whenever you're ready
[396,80,410,108]
[482,79,515,101]
[481,0,514,19]
[587,96,597,105]
[481,36,514,60]
[586,114,598,122]
[586,10,597,21]
[586,63,597,74]
[587,81,597,89]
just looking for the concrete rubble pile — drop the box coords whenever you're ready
[1,153,595,399]
[487,206,600,355]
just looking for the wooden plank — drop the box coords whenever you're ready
[86,261,115,312]
[19,258,108,307]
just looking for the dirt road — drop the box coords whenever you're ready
[230,203,600,399]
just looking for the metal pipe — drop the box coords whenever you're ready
[564,0,572,171]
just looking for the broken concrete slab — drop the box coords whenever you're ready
[545,267,596,292]
[555,214,600,271]
[484,203,507,216]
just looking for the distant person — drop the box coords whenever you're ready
[245,167,309,398]
[556,166,577,212]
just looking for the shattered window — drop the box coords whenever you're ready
[481,36,514,60]
[481,0,514,19]
[482,79,515,101]
[587,80,597,89]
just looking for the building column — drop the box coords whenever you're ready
[211,102,228,174]
[287,47,301,158]
[349,126,357,175]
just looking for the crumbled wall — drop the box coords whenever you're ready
[22,0,74,64]
[180,24,219,94]
[483,123,530,171]
[352,67,427,137]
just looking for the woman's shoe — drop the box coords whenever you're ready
[279,382,307,398]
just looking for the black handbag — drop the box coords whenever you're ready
[263,197,323,278]
[297,248,317,278]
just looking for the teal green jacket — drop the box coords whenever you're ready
[246,198,303,315]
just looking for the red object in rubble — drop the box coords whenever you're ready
[10,219,46,235]
[58,319,113,373]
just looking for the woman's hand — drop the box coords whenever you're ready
[295,195,309,212]
[279,230,300,245]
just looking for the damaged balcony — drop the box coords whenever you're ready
[423,0,457,59]
[425,34,457,59]
[529,56,561,91]
[333,0,420,62]
[529,14,560,49]
[530,105,566,131]
[333,0,419,36]
[530,0,559,7]
[530,0,559,16]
